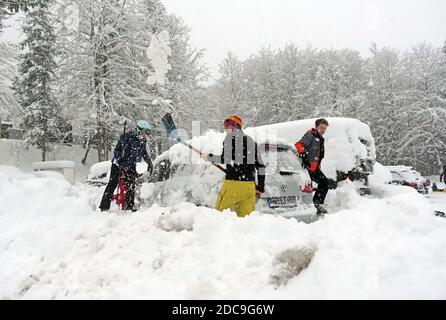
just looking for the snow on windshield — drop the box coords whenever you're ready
[260,147,301,173]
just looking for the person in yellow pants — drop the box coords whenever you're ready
[201,115,265,217]
[215,180,256,217]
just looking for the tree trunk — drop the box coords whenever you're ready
[81,135,91,165]
[97,124,107,162]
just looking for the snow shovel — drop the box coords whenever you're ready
[112,170,127,210]
[162,113,227,173]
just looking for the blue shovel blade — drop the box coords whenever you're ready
[162,113,179,141]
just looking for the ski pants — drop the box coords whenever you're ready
[215,180,256,218]
[99,163,137,211]
[308,168,329,205]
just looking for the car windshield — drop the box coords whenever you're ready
[260,147,301,173]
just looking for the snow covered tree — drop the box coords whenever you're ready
[0,43,21,120]
[162,14,209,141]
[0,5,7,31]
[215,51,246,117]
[13,0,62,161]
[273,44,345,121]
[243,47,280,126]
[210,45,367,127]
[273,44,312,121]
[55,0,207,161]
[398,44,446,174]
[363,44,406,165]
[0,0,32,32]
[55,0,159,162]
[314,49,366,118]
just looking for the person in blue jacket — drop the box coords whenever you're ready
[99,120,153,212]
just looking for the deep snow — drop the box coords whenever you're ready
[1,165,446,299]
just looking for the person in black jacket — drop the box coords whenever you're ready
[200,115,265,217]
[99,120,153,212]
[295,118,330,215]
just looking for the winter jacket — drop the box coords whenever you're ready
[112,130,153,173]
[294,128,325,172]
[208,129,266,193]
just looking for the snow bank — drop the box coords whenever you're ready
[1,166,446,299]
[32,161,75,170]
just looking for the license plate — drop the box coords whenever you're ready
[268,196,297,208]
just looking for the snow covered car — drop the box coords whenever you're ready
[86,161,111,186]
[386,166,429,194]
[142,131,313,211]
[86,161,149,186]
[251,117,376,195]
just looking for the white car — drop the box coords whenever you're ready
[386,166,429,194]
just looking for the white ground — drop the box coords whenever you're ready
[426,192,446,215]
[1,165,446,300]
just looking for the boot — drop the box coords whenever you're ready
[315,204,328,215]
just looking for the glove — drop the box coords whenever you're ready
[308,161,318,172]
[328,178,338,190]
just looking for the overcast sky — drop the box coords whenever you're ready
[1,0,446,80]
[162,0,446,79]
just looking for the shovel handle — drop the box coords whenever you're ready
[179,140,227,174]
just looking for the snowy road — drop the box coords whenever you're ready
[426,191,446,215]
[1,166,446,299]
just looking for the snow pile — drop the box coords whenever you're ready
[32,161,75,170]
[369,162,392,184]
[87,161,111,180]
[155,130,226,167]
[1,166,446,299]
[146,30,171,86]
